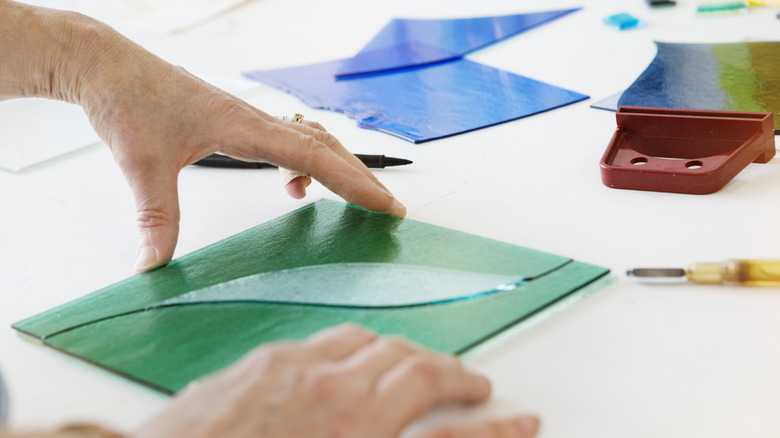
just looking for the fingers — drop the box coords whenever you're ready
[338,336,424,387]
[282,117,388,192]
[416,416,541,438]
[281,172,311,199]
[295,123,395,198]
[301,324,379,362]
[376,352,492,436]
[180,323,537,438]
[239,120,407,218]
[300,130,405,217]
[297,325,498,437]
[125,161,181,272]
[278,117,314,199]
[229,324,379,378]
[307,326,490,420]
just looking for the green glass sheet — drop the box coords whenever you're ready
[14,199,609,394]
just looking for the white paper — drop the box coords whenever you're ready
[0,75,263,173]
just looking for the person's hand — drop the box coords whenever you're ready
[135,324,540,438]
[0,2,406,272]
[76,19,405,271]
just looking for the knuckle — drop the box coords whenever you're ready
[244,342,299,371]
[304,367,353,401]
[305,120,327,132]
[402,357,442,390]
[283,131,330,173]
[136,207,177,229]
[329,323,375,340]
[303,133,331,155]
[313,129,342,150]
[298,126,339,152]
[376,336,416,354]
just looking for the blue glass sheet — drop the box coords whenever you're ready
[245,58,588,143]
[336,9,581,77]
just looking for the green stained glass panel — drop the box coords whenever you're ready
[14,199,609,393]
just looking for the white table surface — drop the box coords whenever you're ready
[2,0,780,436]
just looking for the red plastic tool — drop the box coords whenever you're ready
[600,106,775,194]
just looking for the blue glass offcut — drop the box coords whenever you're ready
[603,13,645,30]
[336,9,581,77]
[246,58,588,143]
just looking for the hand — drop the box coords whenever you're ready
[0,2,406,272]
[77,22,405,271]
[135,324,540,438]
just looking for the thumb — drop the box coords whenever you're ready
[127,167,181,272]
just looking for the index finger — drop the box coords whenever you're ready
[291,119,393,194]
[256,122,407,217]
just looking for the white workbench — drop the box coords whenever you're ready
[1,0,779,436]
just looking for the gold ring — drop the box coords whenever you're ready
[282,113,304,123]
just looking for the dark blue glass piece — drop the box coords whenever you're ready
[245,58,588,143]
[336,9,581,77]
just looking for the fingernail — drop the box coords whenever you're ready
[390,198,407,218]
[284,179,308,200]
[514,415,541,435]
[134,246,159,272]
